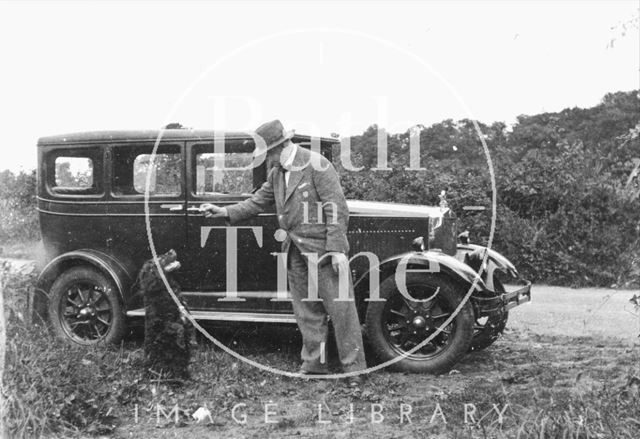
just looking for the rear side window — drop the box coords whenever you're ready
[112,144,183,197]
[47,147,103,196]
[54,157,94,188]
[132,153,182,195]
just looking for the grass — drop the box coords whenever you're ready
[2,265,640,438]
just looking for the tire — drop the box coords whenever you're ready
[48,266,126,346]
[365,273,474,374]
[469,278,509,352]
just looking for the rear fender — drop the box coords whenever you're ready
[37,249,135,303]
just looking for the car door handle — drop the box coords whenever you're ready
[186,206,203,213]
[160,204,184,212]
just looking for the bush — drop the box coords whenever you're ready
[1,91,638,287]
[339,91,640,287]
[0,170,40,244]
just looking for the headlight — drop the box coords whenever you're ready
[411,236,425,252]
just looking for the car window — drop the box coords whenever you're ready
[47,148,103,196]
[112,144,182,196]
[195,151,254,195]
[132,153,182,195]
[54,157,94,188]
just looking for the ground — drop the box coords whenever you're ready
[114,286,640,438]
[113,332,639,439]
[2,256,639,438]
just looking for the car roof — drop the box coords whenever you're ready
[37,129,339,146]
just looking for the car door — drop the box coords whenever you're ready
[106,141,188,287]
[182,137,289,313]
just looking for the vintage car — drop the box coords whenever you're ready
[35,128,531,374]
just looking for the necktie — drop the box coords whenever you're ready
[274,163,288,187]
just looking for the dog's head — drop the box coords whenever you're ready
[136,249,181,292]
[156,249,181,273]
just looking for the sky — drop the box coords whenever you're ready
[0,0,638,172]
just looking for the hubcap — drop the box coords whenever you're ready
[78,307,96,319]
[412,315,427,328]
[60,283,112,343]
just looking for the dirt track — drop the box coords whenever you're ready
[507,285,639,342]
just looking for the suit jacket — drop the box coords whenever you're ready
[226,146,350,258]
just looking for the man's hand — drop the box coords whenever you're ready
[331,252,349,274]
[200,203,228,219]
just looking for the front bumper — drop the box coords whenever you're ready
[473,281,532,317]
[502,281,532,310]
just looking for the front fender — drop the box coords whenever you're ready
[353,250,488,302]
[37,249,135,303]
[456,244,520,291]
[457,244,517,274]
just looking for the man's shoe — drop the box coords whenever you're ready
[298,368,329,376]
[345,374,367,388]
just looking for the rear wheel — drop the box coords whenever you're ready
[365,273,474,374]
[48,266,126,345]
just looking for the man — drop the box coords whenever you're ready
[201,120,367,386]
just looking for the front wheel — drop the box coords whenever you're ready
[365,273,474,374]
[48,266,126,345]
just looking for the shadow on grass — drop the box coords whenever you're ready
[124,320,349,374]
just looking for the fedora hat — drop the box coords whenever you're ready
[254,120,294,152]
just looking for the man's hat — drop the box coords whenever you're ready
[255,120,294,152]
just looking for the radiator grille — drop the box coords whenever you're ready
[347,217,428,275]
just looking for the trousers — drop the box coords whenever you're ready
[287,244,367,373]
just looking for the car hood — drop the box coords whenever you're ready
[347,199,450,218]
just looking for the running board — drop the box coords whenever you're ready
[125,308,297,324]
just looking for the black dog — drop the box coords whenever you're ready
[134,249,191,380]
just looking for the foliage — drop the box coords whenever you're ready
[1,90,638,286]
[0,169,39,245]
[338,90,640,287]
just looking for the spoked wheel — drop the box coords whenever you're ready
[469,278,509,352]
[48,266,126,345]
[365,273,474,374]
